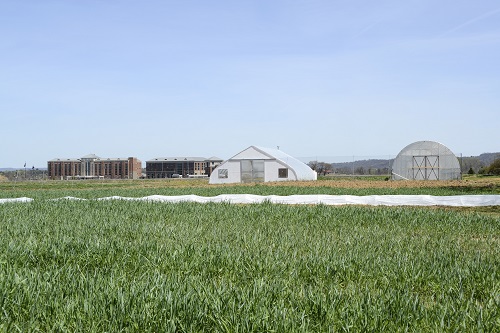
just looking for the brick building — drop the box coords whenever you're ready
[48,154,142,180]
[146,156,223,179]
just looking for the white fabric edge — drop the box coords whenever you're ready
[1,195,500,206]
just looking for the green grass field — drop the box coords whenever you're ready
[0,179,499,331]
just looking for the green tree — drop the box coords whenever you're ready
[355,166,365,175]
[307,161,330,176]
[487,158,500,175]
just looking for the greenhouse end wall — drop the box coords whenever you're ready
[391,141,461,180]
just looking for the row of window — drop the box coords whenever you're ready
[48,161,130,177]
[146,162,211,175]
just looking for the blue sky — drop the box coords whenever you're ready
[1,0,499,167]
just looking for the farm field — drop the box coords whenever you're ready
[1,175,499,200]
[0,177,499,331]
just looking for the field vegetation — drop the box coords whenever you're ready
[0,177,499,331]
[1,175,499,200]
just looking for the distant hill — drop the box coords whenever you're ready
[477,153,500,165]
[331,159,393,175]
[327,153,499,175]
[461,153,500,173]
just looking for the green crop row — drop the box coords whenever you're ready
[1,179,499,200]
[0,200,498,332]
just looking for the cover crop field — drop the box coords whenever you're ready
[0,178,499,331]
[1,175,500,199]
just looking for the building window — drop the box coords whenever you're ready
[278,168,288,178]
[218,169,228,179]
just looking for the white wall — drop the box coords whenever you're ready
[264,160,296,181]
[210,158,305,184]
[209,160,241,184]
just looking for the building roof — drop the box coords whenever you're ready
[95,157,130,161]
[206,156,223,161]
[81,153,101,159]
[147,157,210,162]
[48,158,81,162]
[49,155,137,162]
[252,146,316,180]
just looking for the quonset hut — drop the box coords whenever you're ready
[209,146,317,184]
[391,141,461,180]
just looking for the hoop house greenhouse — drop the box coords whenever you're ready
[209,146,317,184]
[391,141,461,180]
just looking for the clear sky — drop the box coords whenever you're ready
[1,0,499,168]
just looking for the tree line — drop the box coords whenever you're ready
[308,156,500,176]
[307,161,391,176]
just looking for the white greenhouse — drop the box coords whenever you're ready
[209,146,317,184]
[391,141,461,180]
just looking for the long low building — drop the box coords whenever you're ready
[48,154,142,180]
[146,156,223,179]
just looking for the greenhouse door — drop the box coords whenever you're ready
[241,160,265,183]
[412,156,439,180]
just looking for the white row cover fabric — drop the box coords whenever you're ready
[2,195,500,206]
[0,197,33,203]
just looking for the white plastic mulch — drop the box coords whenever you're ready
[1,195,500,207]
